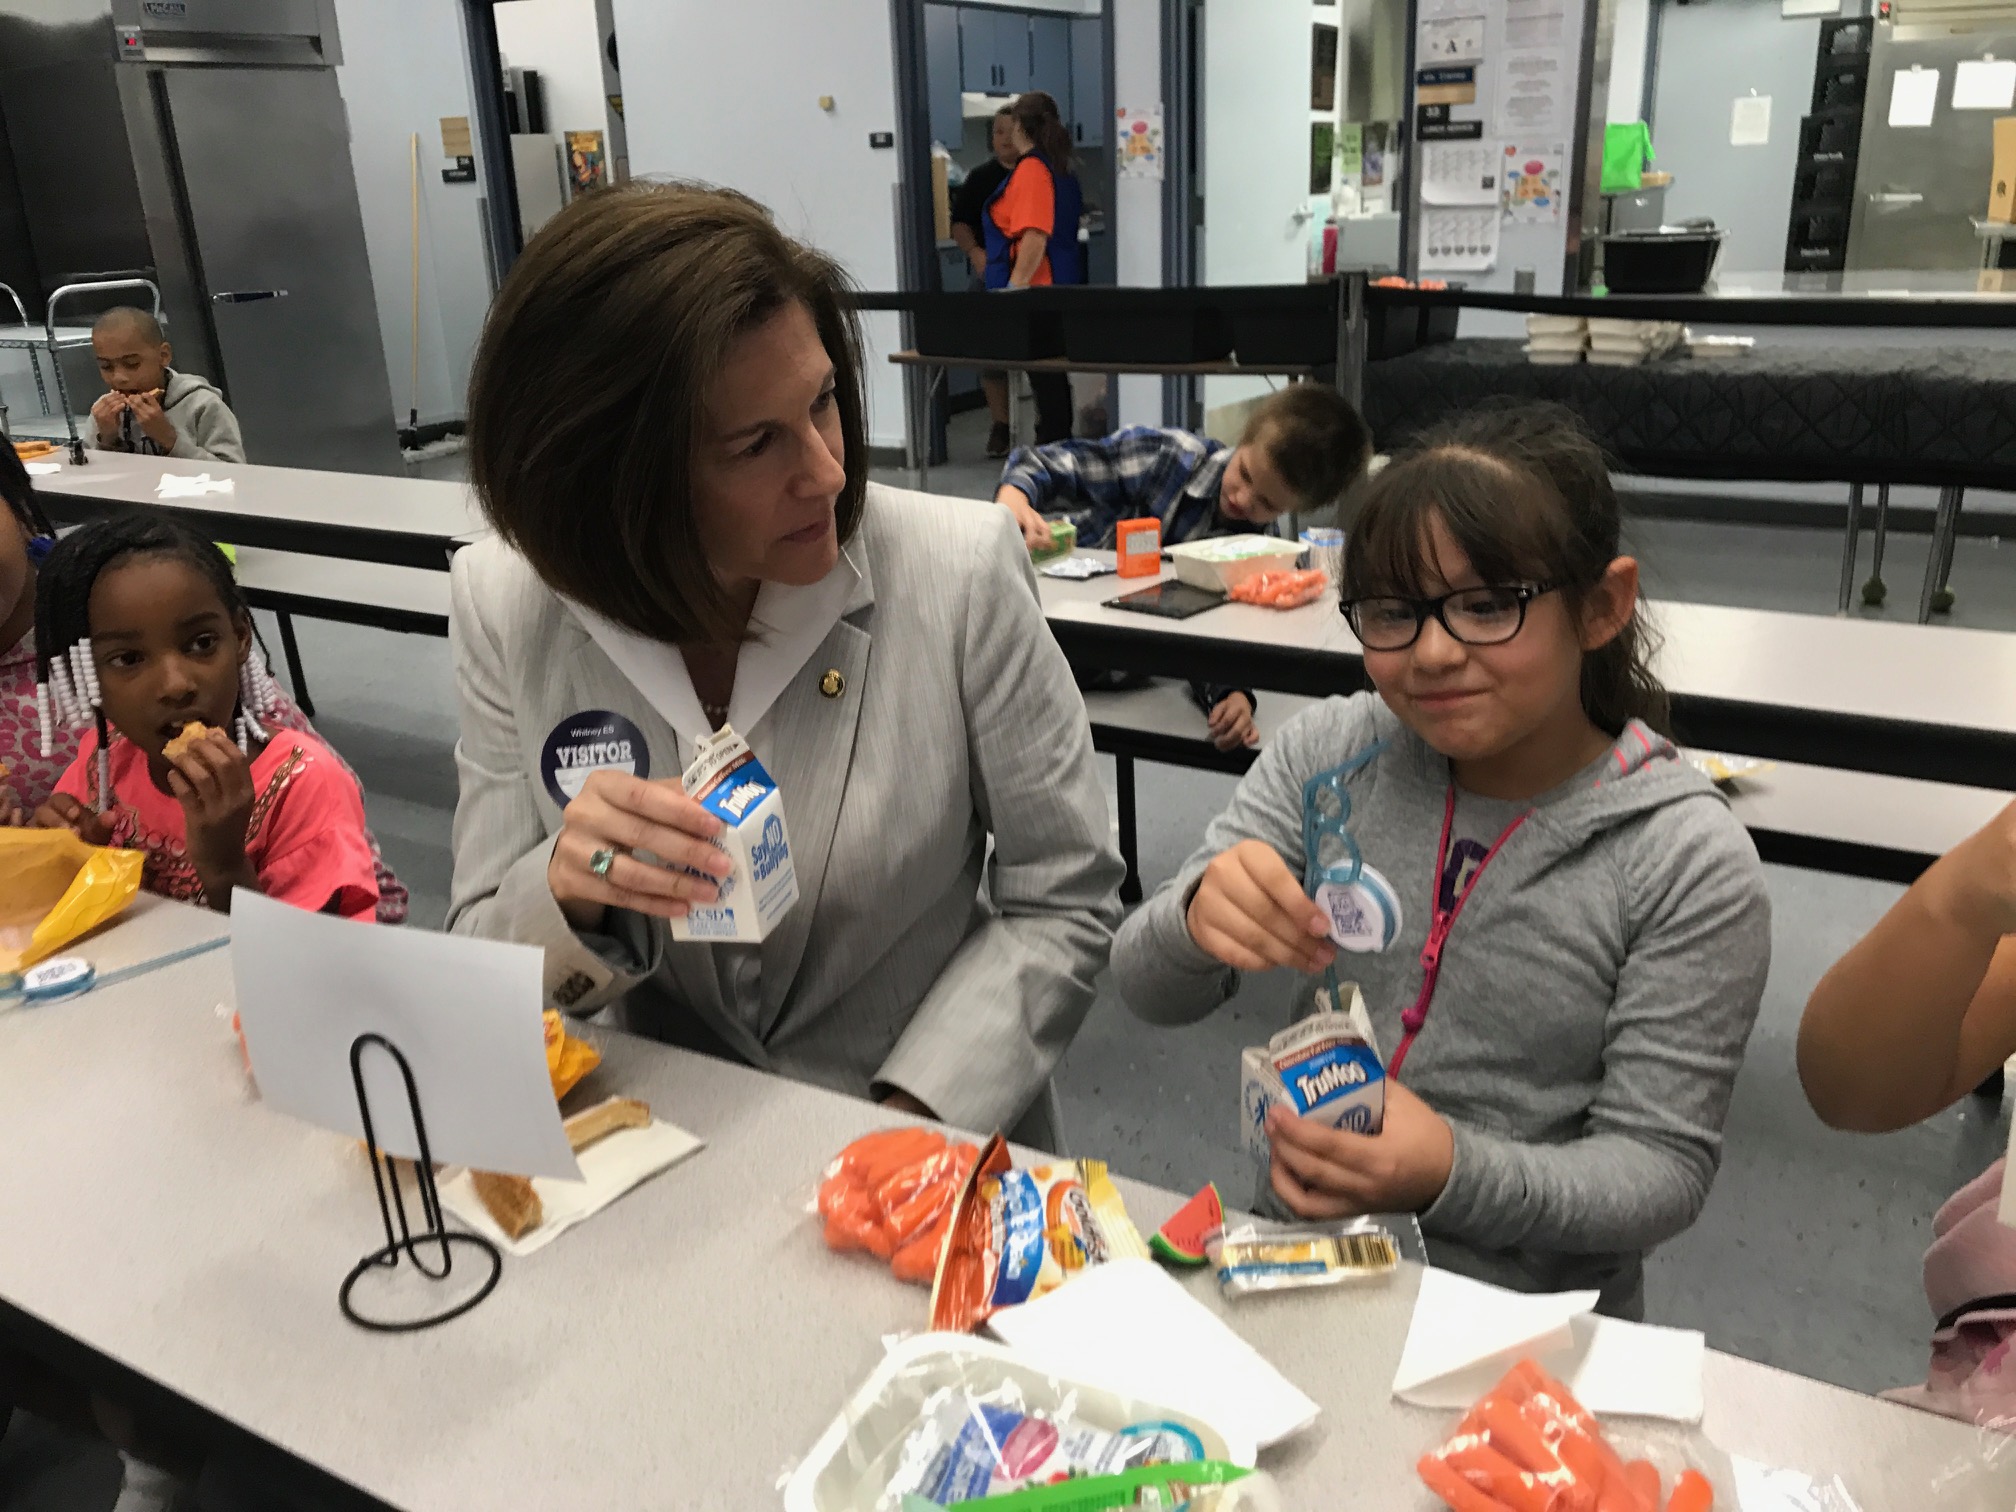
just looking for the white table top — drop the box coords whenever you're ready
[231,547,452,621]
[1038,558,2016,742]
[3,900,2009,1510]
[30,453,487,556]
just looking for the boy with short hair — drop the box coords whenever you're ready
[995,384,1372,750]
[993,383,1371,552]
[87,306,246,463]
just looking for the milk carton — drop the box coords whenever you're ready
[667,725,799,943]
[1240,983,1387,1156]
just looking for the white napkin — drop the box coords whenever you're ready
[438,1117,703,1256]
[985,1257,1314,1458]
[1393,1268,1705,1422]
[155,472,235,498]
[24,461,60,476]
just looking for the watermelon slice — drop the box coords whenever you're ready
[1149,1183,1223,1267]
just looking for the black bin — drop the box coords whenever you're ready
[1212,284,1337,365]
[1056,287,1231,364]
[1366,301,1421,361]
[913,291,1064,362]
[1600,229,1725,294]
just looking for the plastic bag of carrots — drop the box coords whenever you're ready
[1227,568,1331,610]
[818,1126,980,1286]
[1418,1360,1717,1512]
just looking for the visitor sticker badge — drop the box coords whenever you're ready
[540,710,650,808]
[1314,864,1402,953]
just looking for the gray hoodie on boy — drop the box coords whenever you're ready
[90,368,245,463]
[1111,692,1772,1317]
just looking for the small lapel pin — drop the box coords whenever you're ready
[819,668,845,699]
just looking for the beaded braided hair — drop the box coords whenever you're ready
[33,511,286,811]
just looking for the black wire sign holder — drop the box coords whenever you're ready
[338,1032,502,1332]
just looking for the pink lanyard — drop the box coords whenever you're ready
[1388,785,1530,1078]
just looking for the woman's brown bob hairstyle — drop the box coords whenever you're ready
[467,180,870,645]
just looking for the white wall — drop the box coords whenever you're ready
[495,0,613,140]
[1607,0,1650,124]
[332,0,493,427]
[1112,0,1161,426]
[609,0,906,449]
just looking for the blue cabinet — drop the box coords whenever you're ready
[925,4,964,148]
[1070,16,1105,148]
[960,7,1030,95]
[1028,16,1071,109]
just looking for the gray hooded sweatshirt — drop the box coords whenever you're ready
[1111,692,1772,1317]
[90,368,246,463]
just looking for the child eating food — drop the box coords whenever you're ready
[88,305,245,463]
[28,511,379,918]
[1109,404,1771,1317]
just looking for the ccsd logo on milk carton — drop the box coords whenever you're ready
[1239,983,1387,1156]
[670,725,799,943]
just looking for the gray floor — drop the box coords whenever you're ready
[7,418,2014,1505]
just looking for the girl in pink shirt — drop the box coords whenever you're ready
[28,510,379,919]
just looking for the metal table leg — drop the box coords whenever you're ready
[275,611,315,717]
[1116,753,1142,906]
[1861,484,1890,607]
[1009,369,1027,451]
[1836,482,1864,614]
[1918,485,1963,623]
[1932,486,1962,614]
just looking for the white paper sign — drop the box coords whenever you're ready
[1889,66,1940,128]
[1730,94,1773,147]
[1421,140,1502,206]
[232,892,582,1181]
[1501,51,1568,135]
[1115,104,1164,180]
[1954,57,2016,112]
[1419,206,1500,272]
[1419,14,1486,61]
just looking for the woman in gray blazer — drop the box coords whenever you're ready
[446,182,1124,1148]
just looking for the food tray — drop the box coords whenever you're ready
[1166,535,1306,592]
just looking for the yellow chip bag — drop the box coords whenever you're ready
[544,1009,601,1100]
[0,829,144,975]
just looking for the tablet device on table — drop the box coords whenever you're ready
[1104,581,1227,619]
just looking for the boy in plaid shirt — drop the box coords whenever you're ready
[996,385,1370,749]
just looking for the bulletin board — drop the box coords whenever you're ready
[1405,0,1598,293]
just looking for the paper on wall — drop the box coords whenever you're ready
[231,890,582,1181]
[1500,51,1568,136]
[1502,143,1566,223]
[1419,14,1486,63]
[1115,104,1164,180]
[1503,0,1566,50]
[1420,206,1500,273]
[1889,66,1940,128]
[1730,94,1773,147]
[1954,57,2016,112]
[1422,140,1502,206]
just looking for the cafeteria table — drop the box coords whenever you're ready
[28,453,485,572]
[1038,556,2016,793]
[2,900,2012,1509]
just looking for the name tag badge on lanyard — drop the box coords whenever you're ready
[540,709,651,809]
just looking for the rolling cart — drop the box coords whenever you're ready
[0,277,163,464]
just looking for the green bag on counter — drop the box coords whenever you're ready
[1602,121,1655,196]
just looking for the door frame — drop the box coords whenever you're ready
[457,0,526,287]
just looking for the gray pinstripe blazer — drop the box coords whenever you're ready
[444,484,1125,1149]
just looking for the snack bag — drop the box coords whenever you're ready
[1418,1359,1718,1512]
[931,1135,1149,1333]
[1240,985,1386,1156]
[544,1009,601,1099]
[1227,568,1331,609]
[0,829,144,975]
[818,1126,981,1284]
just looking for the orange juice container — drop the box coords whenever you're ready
[1115,517,1162,577]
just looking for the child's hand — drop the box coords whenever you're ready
[1206,693,1259,752]
[90,390,127,443]
[127,391,177,452]
[165,729,255,876]
[1186,839,1336,975]
[1266,1081,1455,1219]
[994,486,1053,551]
[31,793,114,847]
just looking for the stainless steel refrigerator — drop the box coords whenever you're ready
[0,0,401,472]
[1846,18,2016,272]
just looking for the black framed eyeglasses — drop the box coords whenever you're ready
[1341,582,1559,652]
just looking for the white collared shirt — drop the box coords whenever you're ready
[563,545,864,762]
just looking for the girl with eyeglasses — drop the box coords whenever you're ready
[1110,403,1770,1318]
